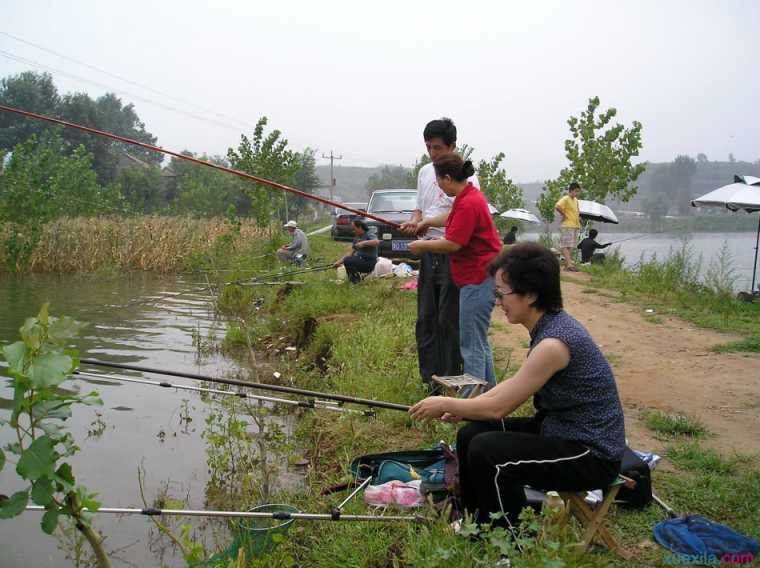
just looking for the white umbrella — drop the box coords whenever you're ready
[578,200,619,224]
[487,203,499,216]
[499,208,541,224]
[692,175,760,293]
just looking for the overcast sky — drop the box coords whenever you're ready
[2,0,759,181]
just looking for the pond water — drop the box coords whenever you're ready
[522,231,759,292]
[0,272,303,567]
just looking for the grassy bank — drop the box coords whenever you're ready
[582,245,760,352]
[200,235,758,567]
[0,215,270,273]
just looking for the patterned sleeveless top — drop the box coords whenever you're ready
[530,310,626,461]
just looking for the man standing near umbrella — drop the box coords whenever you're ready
[555,182,582,272]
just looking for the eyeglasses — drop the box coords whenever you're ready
[495,288,517,300]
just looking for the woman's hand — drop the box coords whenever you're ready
[409,396,449,421]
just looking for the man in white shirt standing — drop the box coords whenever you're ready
[401,117,480,390]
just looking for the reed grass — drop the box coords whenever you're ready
[0,216,269,274]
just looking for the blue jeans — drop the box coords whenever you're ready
[459,277,496,387]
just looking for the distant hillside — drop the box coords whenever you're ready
[626,160,760,209]
[318,160,760,218]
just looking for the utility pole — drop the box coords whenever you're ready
[321,150,342,202]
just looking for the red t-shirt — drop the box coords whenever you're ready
[445,183,502,287]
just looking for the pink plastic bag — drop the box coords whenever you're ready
[364,480,424,508]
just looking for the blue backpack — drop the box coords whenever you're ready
[349,443,458,491]
[653,515,759,565]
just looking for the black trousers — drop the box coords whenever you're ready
[344,256,376,283]
[416,252,463,385]
[456,417,620,528]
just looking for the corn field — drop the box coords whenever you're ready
[0,216,269,273]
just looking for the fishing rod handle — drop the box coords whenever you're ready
[78,359,411,412]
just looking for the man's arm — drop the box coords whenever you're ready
[285,236,300,251]
[408,238,461,255]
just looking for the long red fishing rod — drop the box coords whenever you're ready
[0,104,398,228]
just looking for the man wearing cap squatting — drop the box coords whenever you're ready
[277,221,310,264]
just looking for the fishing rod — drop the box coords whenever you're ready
[22,505,424,523]
[74,370,375,417]
[228,263,335,286]
[0,104,400,229]
[251,263,335,280]
[78,359,411,412]
[607,233,650,245]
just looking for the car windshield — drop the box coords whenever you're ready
[368,192,417,213]
[334,203,366,214]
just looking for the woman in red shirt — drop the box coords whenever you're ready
[409,154,502,387]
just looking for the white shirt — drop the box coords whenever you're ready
[415,162,480,238]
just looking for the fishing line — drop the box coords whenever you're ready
[247,263,335,282]
[74,370,374,416]
[78,359,411,412]
[0,104,399,228]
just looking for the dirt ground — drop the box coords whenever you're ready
[489,275,760,457]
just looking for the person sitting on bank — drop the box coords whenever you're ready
[408,243,625,534]
[277,221,309,264]
[333,220,380,283]
[577,229,611,264]
[503,225,518,245]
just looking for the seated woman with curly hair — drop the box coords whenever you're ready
[409,242,626,531]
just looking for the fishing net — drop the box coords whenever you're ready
[209,504,299,564]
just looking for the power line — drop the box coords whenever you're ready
[0,49,247,134]
[0,31,259,132]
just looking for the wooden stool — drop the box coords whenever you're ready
[557,476,632,560]
[431,374,489,398]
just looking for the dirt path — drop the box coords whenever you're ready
[489,275,760,456]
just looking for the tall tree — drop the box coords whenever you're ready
[226,117,300,227]
[538,96,645,222]
[670,154,697,215]
[114,165,164,214]
[291,147,321,219]
[0,72,60,150]
[0,129,121,224]
[166,153,243,217]
[476,152,524,214]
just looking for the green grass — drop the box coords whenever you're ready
[582,245,760,351]
[710,334,760,353]
[666,442,754,475]
[204,234,760,567]
[643,410,708,439]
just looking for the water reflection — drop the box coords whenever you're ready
[0,271,301,567]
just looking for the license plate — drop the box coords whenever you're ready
[391,240,411,252]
